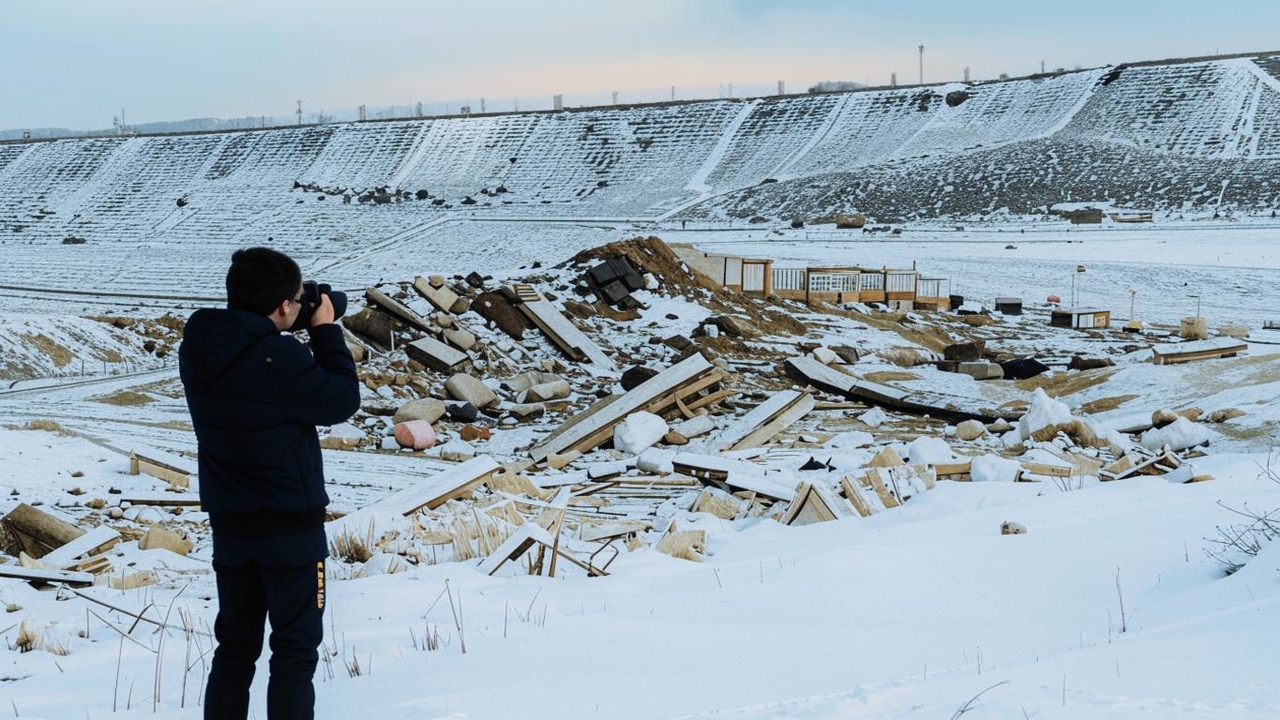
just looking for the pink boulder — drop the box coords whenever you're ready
[394,420,437,450]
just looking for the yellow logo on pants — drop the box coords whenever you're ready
[316,561,326,610]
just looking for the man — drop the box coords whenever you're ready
[180,247,360,720]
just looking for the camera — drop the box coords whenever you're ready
[287,281,348,332]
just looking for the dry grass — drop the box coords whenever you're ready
[1080,394,1139,414]
[23,419,67,434]
[93,390,155,406]
[1016,367,1118,397]
[864,370,921,383]
[18,333,74,367]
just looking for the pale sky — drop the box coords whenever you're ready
[2,0,1276,130]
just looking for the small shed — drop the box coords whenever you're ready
[1050,307,1111,329]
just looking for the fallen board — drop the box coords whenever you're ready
[711,390,815,452]
[1151,337,1248,365]
[513,285,615,369]
[784,356,1022,423]
[529,353,714,463]
[329,456,501,535]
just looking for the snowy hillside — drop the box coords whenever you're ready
[1,52,1278,273]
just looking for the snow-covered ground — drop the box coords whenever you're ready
[1,218,1280,719]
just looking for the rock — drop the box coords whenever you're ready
[711,315,752,338]
[830,345,860,364]
[443,327,477,351]
[459,425,492,442]
[1001,521,1027,535]
[380,436,401,451]
[394,420,437,450]
[1151,408,1179,428]
[502,370,562,393]
[393,398,447,424]
[859,407,890,428]
[811,347,838,365]
[473,290,532,340]
[621,365,659,391]
[139,525,193,555]
[877,347,926,367]
[956,362,1004,380]
[944,341,985,362]
[1207,408,1246,423]
[509,403,546,421]
[522,379,571,402]
[446,402,479,423]
[344,307,399,349]
[868,445,905,467]
[1068,355,1115,370]
[663,431,689,445]
[1219,324,1250,339]
[438,440,476,462]
[1000,357,1050,380]
[450,297,472,315]
[955,420,987,441]
[1176,407,1203,422]
[987,419,1013,433]
[320,423,364,450]
[445,373,498,408]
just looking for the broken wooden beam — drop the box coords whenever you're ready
[783,356,1021,423]
[37,525,120,570]
[330,456,502,535]
[529,353,715,463]
[129,448,195,489]
[512,284,614,368]
[1,503,83,558]
[710,389,815,452]
[0,564,95,586]
[1151,337,1248,365]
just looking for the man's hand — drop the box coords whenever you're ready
[309,293,336,327]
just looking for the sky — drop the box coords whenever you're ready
[2,0,1278,130]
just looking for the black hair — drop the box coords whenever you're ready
[225,247,302,316]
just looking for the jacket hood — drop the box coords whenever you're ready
[179,308,278,386]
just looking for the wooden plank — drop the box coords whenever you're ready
[514,285,615,368]
[38,525,120,569]
[476,522,555,576]
[715,390,816,452]
[839,476,874,517]
[1,503,83,558]
[784,356,1021,423]
[412,276,460,313]
[530,354,714,462]
[129,448,195,489]
[779,482,846,526]
[864,469,900,508]
[120,493,202,506]
[333,456,502,534]
[364,287,434,333]
[0,565,95,585]
[1151,337,1248,365]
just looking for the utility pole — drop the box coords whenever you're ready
[671,85,675,101]
[918,45,925,84]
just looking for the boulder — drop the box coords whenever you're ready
[393,398,447,425]
[944,341,985,362]
[459,425,492,442]
[955,420,987,441]
[621,365,659,391]
[446,402,479,423]
[438,440,476,462]
[1151,408,1178,428]
[509,403,546,421]
[522,379,571,403]
[445,373,498,408]
[393,420,437,450]
[1000,521,1027,535]
[320,423,364,450]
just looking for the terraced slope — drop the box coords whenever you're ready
[0,51,1277,287]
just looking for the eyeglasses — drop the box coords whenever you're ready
[287,293,304,307]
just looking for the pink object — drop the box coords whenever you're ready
[394,420,437,450]
[1046,294,1061,304]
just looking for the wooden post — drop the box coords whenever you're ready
[1,503,85,558]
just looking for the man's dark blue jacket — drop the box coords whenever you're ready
[179,308,360,544]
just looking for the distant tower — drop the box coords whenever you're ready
[891,72,897,87]
[612,91,618,105]
[918,45,925,84]
[296,100,302,126]
[964,66,971,82]
[553,94,564,111]
[359,105,366,122]
[728,82,734,98]
[670,85,676,101]
[777,79,785,95]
